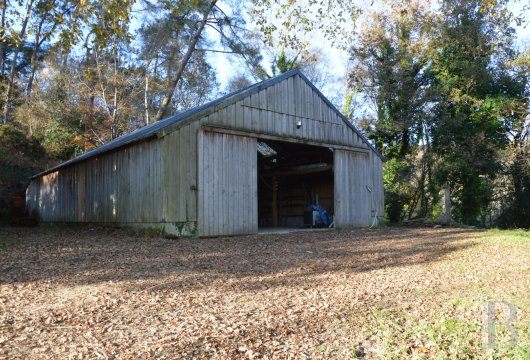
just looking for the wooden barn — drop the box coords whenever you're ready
[26,70,384,237]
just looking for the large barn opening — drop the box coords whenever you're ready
[257,139,334,231]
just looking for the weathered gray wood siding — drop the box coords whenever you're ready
[370,151,385,220]
[334,150,372,227]
[26,139,165,224]
[175,74,371,151]
[198,131,257,236]
[161,122,199,228]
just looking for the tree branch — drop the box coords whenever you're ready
[155,0,217,121]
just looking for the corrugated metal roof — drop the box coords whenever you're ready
[31,69,383,179]
[257,141,278,157]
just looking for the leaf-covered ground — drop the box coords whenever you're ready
[0,226,528,359]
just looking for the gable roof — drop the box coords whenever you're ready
[31,69,383,179]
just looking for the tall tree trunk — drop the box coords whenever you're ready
[153,52,158,82]
[444,182,452,224]
[93,46,112,137]
[155,0,217,121]
[26,18,45,100]
[144,67,150,125]
[84,33,96,110]
[111,41,119,139]
[1,0,35,123]
[0,0,7,77]
[26,3,59,100]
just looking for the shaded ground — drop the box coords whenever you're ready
[0,226,528,359]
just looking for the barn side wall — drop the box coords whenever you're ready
[26,133,199,236]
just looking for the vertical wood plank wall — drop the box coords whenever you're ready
[198,131,257,236]
[334,150,372,227]
[27,139,164,224]
[161,122,199,225]
[197,75,371,150]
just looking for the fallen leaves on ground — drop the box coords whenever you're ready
[0,226,528,359]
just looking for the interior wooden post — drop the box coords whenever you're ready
[272,175,278,227]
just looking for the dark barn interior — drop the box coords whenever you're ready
[257,139,334,229]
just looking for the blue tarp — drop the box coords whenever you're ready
[308,204,332,226]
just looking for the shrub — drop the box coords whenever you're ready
[0,125,46,222]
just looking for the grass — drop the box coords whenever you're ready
[368,306,529,359]
[485,228,530,244]
[363,229,529,359]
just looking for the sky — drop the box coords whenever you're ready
[513,0,530,40]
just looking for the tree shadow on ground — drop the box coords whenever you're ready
[0,226,480,291]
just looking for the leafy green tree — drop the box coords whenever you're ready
[429,0,520,225]
[348,1,434,222]
[495,49,530,228]
[0,0,35,123]
[251,0,360,51]
[271,50,299,75]
[14,55,85,159]
[345,0,527,226]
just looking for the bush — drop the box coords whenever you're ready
[43,121,83,160]
[0,125,46,222]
